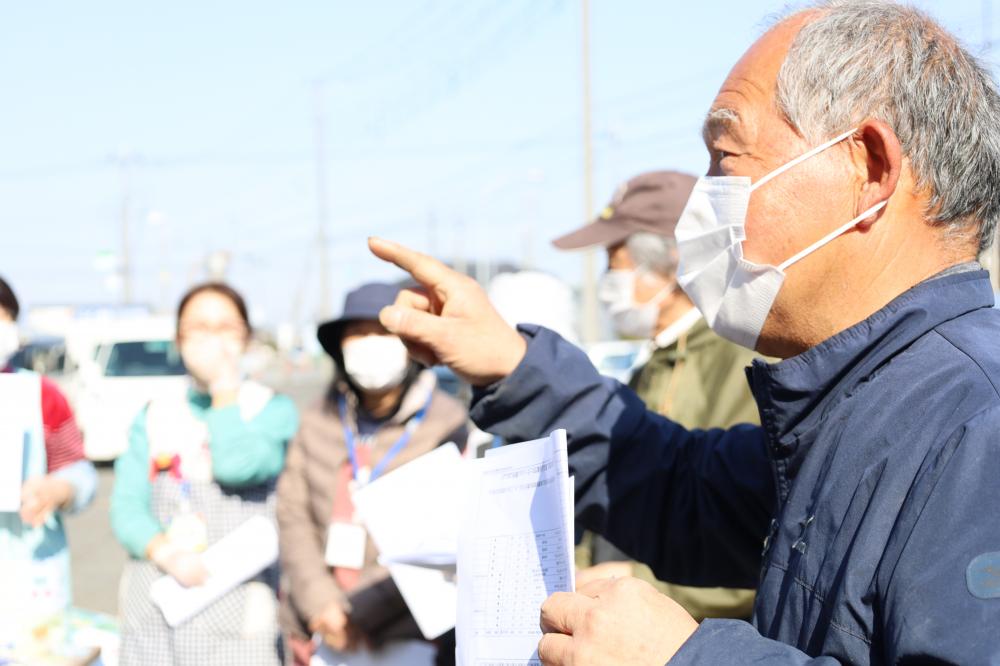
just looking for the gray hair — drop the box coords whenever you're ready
[776,0,1000,251]
[625,232,678,278]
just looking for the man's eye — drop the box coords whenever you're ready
[716,149,738,160]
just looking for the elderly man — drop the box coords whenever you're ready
[556,171,759,621]
[369,1,1000,663]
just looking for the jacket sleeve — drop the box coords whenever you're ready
[51,459,97,514]
[669,621,840,664]
[470,325,775,589]
[276,427,347,626]
[39,376,87,473]
[110,409,163,559]
[878,407,1000,664]
[206,394,299,487]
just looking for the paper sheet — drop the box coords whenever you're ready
[456,430,574,666]
[150,515,279,627]
[0,373,38,513]
[352,443,464,640]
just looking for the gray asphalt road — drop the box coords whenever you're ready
[63,367,328,615]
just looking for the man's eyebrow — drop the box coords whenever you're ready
[701,107,742,144]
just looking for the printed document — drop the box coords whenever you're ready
[456,429,575,666]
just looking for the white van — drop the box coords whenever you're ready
[67,318,188,461]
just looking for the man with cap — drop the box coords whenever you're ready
[556,171,759,622]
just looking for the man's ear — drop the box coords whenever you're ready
[853,119,902,229]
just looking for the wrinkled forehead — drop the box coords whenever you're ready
[703,13,814,141]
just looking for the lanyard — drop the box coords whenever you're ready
[338,392,432,486]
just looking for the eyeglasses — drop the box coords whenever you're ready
[177,322,247,339]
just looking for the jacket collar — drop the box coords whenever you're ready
[747,268,994,462]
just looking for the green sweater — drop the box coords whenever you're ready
[110,389,299,559]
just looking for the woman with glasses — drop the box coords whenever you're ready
[111,282,299,665]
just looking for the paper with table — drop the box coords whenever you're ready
[352,442,465,641]
[347,430,575,662]
[150,515,279,627]
[457,429,575,666]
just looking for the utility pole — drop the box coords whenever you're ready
[313,82,333,320]
[580,0,600,343]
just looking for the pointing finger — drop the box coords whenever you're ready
[368,238,458,291]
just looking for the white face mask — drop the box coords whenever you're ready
[674,127,887,350]
[598,269,674,340]
[0,322,19,368]
[342,335,410,393]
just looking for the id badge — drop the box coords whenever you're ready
[325,521,367,570]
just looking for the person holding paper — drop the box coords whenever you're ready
[0,275,97,637]
[363,2,1000,661]
[110,282,299,666]
[276,282,468,666]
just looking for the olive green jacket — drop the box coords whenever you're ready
[629,317,760,430]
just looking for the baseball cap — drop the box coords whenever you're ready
[551,170,697,250]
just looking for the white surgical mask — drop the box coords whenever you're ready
[674,127,887,350]
[342,335,410,393]
[0,322,19,368]
[598,269,674,340]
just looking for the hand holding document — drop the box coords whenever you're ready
[150,515,278,627]
[457,429,575,666]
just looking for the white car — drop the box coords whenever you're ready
[71,323,188,461]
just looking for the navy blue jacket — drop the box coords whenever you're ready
[470,269,1000,664]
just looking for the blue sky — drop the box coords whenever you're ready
[0,0,993,328]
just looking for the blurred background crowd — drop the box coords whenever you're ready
[3,1,1000,665]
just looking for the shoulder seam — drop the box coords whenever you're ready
[929,329,1000,400]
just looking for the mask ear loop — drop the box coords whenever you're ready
[750,127,859,193]
[778,200,888,271]
[635,270,678,307]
